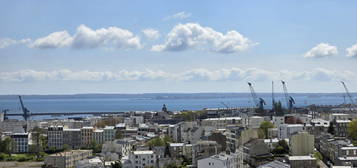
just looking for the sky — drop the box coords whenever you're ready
[0,0,357,94]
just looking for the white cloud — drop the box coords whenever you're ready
[0,38,31,48]
[1,68,355,83]
[152,23,256,54]
[30,31,73,49]
[304,43,338,58]
[164,11,191,20]
[29,25,141,50]
[142,28,160,39]
[346,44,357,58]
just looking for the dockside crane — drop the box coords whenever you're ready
[341,81,355,109]
[281,80,295,112]
[18,96,30,121]
[248,82,266,112]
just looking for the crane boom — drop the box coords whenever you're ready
[18,96,30,121]
[341,81,354,105]
[248,82,258,106]
[281,80,295,111]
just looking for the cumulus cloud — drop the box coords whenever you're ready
[346,44,357,58]
[29,25,141,50]
[164,11,191,20]
[1,68,355,83]
[0,38,31,48]
[142,28,160,39]
[152,23,256,53]
[304,43,338,58]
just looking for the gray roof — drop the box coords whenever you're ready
[258,160,290,168]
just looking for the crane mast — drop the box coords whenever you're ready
[281,80,295,112]
[341,81,354,105]
[18,96,30,121]
[248,82,266,111]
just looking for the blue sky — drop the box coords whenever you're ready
[0,0,356,94]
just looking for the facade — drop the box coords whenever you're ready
[44,150,93,168]
[93,129,104,144]
[81,126,94,147]
[103,126,116,142]
[290,132,314,156]
[248,116,264,129]
[128,150,157,168]
[63,128,81,149]
[102,138,136,161]
[333,120,351,137]
[169,143,193,159]
[192,140,222,165]
[288,156,316,168]
[47,125,64,150]
[9,133,29,153]
[278,124,304,139]
[198,153,239,168]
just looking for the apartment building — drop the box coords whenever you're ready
[9,133,29,153]
[47,125,64,150]
[81,126,94,147]
[44,150,92,168]
[128,150,157,168]
[63,128,81,149]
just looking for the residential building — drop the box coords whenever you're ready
[198,153,240,168]
[192,140,222,165]
[44,150,93,168]
[332,119,351,137]
[103,126,116,142]
[102,138,136,161]
[47,125,64,150]
[63,128,81,149]
[288,155,316,168]
[290,132,314,156]
[9,133,29,153]
[93,129,104,144]
[81,126,94,147]
[128,150,157,168]
[243,139,271,167]
[248,116,264,129]
[278,124,304,139]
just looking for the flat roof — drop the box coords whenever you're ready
[289,155,316,161]
[203,117,241,121]
[133,150,154,155]
[341,146,357,150]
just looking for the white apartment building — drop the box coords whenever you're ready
[9,133,29,153]
[128,150,157,168]
[93,129,104,144]
[248,116,265,129]
[198,153,240,168]
[278,124,304,139]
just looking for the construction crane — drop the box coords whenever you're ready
[341,81,354,105]
[281,80,295,112]
[18,96,30,121]
[248,82,266,112]
[220,102,230,110]
[272,81,275,112]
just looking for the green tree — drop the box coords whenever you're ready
[348,119,357,140]
[111,161,122,168]
[147,136,172,147]
[89,141,102,153]
[115,131,123,139]
[259,121,275,138]
[0,137,14,156]
[313,151,323,160]
[274,101,284,116]
[272,140,289,155]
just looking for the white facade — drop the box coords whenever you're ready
[278,124,304,139]
[272,116,285,127]
[198,153,239,168]
[248,116,264,129]
[128,150,157,168]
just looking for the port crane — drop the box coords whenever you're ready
[281,80,295,112]
[18,96,31,121]
[248,82,266,112]
[341,81,355,110]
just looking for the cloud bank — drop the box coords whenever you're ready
[346,44,357,58]
[142,28,160,39]
[152,23,256,53]
[0,38,31,48]
[1,68,354,83]
[29,25,141,50]
[164,11,191,20]
[304,43,338,58]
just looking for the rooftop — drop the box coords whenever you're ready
[288,155,316,161]
[133,150,154,155]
